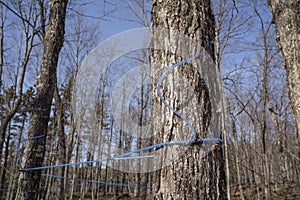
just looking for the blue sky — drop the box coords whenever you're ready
[82,0,150,41]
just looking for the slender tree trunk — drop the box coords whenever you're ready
[44,125,57,200]
[0,123,11,198]
[16,1,68,199]
[268,0,300,155]
[6,117,25,200]
[54,86,67,200]
[0,9,33,184]
[70,122,82,200]
[94,98,104,199]
[64,78,76,197]
[0,15,35,165]
[230,115,245,200]
[261,27,269,200]
[151,0,226,199]
[223,98,232,200]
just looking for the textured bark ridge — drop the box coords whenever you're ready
[268,0,300,148]
[16,1,68,199]
[151,0,226,199]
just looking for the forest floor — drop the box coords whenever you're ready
[76,184,300,199]
[230,183,300,200]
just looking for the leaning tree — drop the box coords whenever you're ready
[16,0,68,199]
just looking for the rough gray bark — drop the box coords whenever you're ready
[268,0,300,149]
[151,0,226,199]
[0,3,3,89]
[16,0,68,199]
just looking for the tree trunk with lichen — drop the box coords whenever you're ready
[268,0,300,156]
[16,0,68,199]
[151,0,226,199]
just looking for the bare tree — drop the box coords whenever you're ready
[268,0,300,157]
[16,0,68,199]
[0,1,42,197]
[0,0,38,164]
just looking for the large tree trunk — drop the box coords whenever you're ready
[268,0,300,152]
[0,3,3,89]
[151,0,226,199]
[16,1,68,199]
